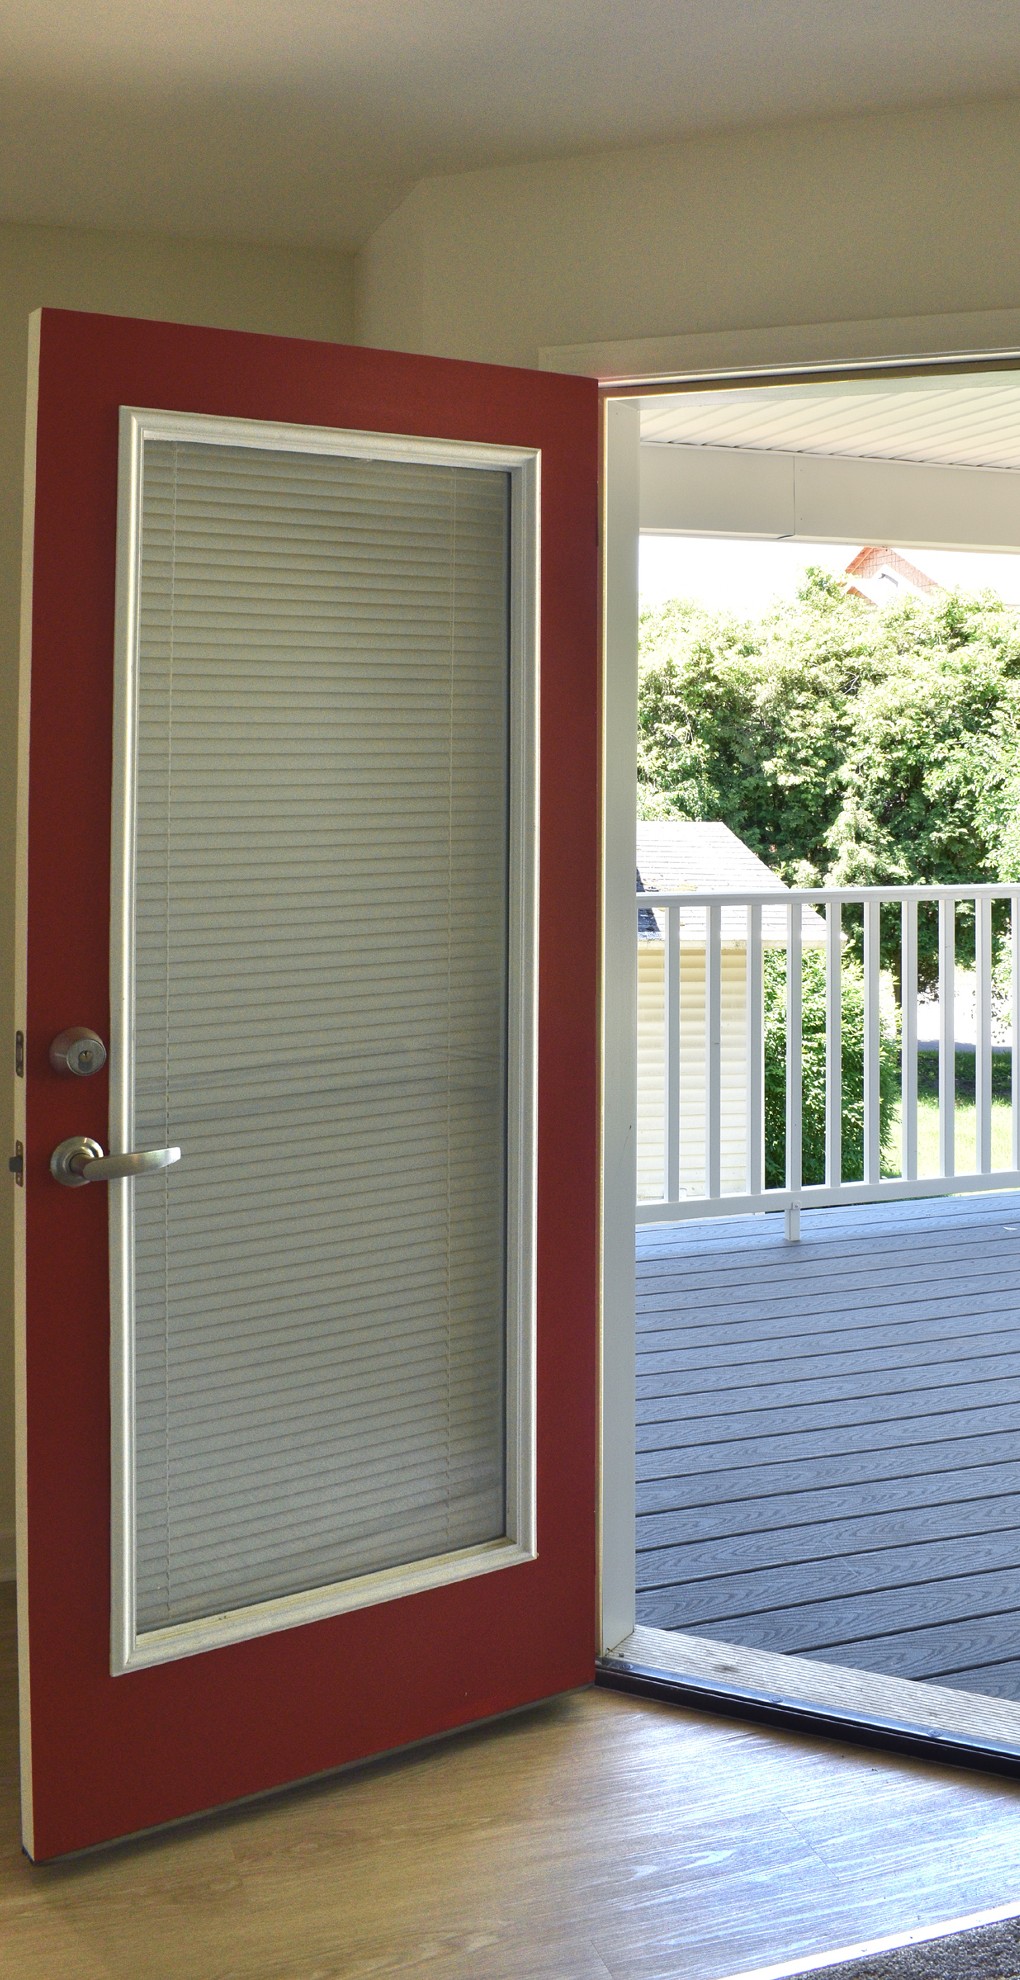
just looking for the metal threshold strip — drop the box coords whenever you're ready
[597,1627,1020,1782]
[715,1902,1020,1980]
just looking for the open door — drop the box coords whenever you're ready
[15,309,599,1859]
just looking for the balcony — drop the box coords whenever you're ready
[635,882,1020,1702]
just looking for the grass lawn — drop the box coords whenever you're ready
[890,1094,1014,1177]
[888,1047,1016,1177]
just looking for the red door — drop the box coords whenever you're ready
[16,308,600,1859]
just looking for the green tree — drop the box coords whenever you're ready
[763,950,898,1187]
[639,574,1020,988]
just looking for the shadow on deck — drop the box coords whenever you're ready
[636,1191,1020,1703]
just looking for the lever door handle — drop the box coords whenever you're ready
[50,1136,182,1187]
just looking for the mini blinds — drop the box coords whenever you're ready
[123,430,515,1641]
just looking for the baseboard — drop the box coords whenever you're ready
[0,1527,15,1582]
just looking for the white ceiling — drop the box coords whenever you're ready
[640,373,1020,472]
[2,1,1020,251]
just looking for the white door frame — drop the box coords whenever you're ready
[593,310,1020,1658]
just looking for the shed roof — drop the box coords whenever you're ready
[636,821,827,945]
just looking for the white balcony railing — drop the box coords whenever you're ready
[636,883,1020,1236]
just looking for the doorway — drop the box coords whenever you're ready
[600,363,1020,1763]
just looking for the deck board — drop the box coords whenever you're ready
[638,1432,1020,1506]
[635,1191,1020,1701]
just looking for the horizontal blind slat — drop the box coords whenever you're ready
[129,436,511,1634]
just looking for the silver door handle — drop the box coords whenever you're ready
[50,1136,182,1187]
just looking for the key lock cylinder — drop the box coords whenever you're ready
[48,1028,181,1187]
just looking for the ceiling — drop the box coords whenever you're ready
[2,1,1020,251]
[640,373,1020,473]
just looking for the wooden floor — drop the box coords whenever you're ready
[636,1191,1020,1699]
[4,1588,1020,1980]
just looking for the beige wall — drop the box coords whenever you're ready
[637,941,752,1206]
[357,98,1020,366]
[0,221,355,1571]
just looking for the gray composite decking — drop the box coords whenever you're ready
[635,1190,1020,1702]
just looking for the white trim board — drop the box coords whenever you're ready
[599,401,640,1653]
[640,440,1020,550]
[541,307,1020,385]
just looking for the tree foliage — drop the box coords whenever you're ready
[763,949,898,1187]
[638,573,1020,986]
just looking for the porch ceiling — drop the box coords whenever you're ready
[640,372,1020,473]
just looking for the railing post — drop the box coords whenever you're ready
[901,897,918,1181]
[664,903,681,1208]
[785,899,802,1241]
[747,901,764,1198]
[1013,893,1020,1175]
[864,897,881,1186]
[706,903,722,1201]
[976,894,993,1175]
[825,901,842,1189]
[939,897,956,1178]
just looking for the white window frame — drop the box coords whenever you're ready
[109,407,540,1673]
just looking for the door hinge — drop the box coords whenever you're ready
[9,1141,23,1186]
[14,1030,23,1078]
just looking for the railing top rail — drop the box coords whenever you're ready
[637,884,1020,908]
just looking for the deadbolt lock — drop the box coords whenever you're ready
[49,1028,108,1078]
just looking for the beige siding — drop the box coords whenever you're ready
[637,940,752,1205]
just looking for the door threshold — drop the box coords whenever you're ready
[598,1625,1020,1781]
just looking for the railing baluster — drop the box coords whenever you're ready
[901,897,918,1181]
[939,897,956,1178]
[785,900,802,1240]
[747,901,764,1197]
[864,897,881,1186]
[825,901,842,1188]
[1013,893,1020,1175]
[636,882,1020,1226]
[706,902,722,1200]
[976,894,994,1174]
[664,903,681,1207]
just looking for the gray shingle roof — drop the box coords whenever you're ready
[636,821,826,945]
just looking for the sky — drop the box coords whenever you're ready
[639,537,1020,614]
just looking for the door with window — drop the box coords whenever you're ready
[16,309,599,1859]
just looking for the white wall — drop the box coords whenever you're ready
[0,221,355,1574]
[357,99,1020,367]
